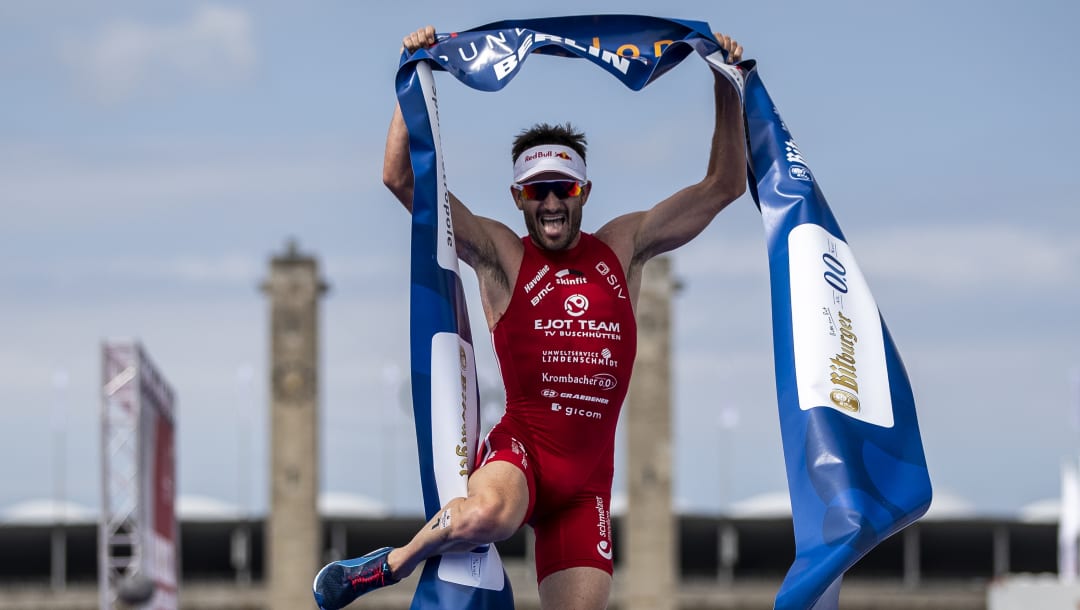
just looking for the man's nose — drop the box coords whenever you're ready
[542,190,563,205]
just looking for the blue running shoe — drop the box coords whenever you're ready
[313,546,399,610]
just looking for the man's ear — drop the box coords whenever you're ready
[511,186,524,210]
[580,180,592,206]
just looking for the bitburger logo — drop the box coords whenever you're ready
[827,311,861,413]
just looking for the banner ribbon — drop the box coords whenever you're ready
[395,14,931,610]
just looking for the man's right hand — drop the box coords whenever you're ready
[403,26,438,53]
[714,33,744,63]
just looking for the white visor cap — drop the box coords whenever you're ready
[513,144,587,183]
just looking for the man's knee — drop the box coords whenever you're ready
[453,494,520,544]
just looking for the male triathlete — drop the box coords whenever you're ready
[315,24,745,610]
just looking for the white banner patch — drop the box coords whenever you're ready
[438,546,507,591]
[788,224,894,428]
[429,332,477,503]
[415,63,459,274]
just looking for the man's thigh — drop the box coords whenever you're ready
[538,566,612,610]
[473,429,536,526]
[465,460,531,532]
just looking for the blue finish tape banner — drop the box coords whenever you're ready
[397,60,514,610]
[394,14,930,610]
[743,67,932,608]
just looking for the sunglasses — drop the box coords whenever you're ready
[513,180,584,200]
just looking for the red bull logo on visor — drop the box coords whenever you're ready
[523,149,570,162]
[514,144,587,182]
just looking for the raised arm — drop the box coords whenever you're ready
[597,34,747,268]
[382,101,416,211]
[384,98,519,272]
[381,25,524,327]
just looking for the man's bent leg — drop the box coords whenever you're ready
[314,460,529,609]
[388,460,530,578]
[538,567,613,610]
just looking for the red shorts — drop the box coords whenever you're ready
[477,424,615,583]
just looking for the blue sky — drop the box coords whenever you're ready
[1,1,1078,519]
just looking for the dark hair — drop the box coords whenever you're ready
[511,123,587,163]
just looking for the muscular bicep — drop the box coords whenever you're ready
[450,193,518,278]
[596,178,742,273]
[451,195,522,323]
[633,181,731,260]
[617,72,747,264]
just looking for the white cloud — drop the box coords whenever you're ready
[0,252,259,285]
[0,147,375,224]
[673,235,769,280]
[668,221,1078,296]
[852,224,1079,291]
[0,251,414,293]
[63,5,256,103]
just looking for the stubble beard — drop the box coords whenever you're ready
[525,207,582,251]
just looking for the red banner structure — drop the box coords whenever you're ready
[99,341,178,610]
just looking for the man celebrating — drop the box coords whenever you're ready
[315,24,746,610]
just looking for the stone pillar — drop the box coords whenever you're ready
[993,524,1011,577]
[262,239,328,610]
[903,525,921,589]
[625,255,676,610]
